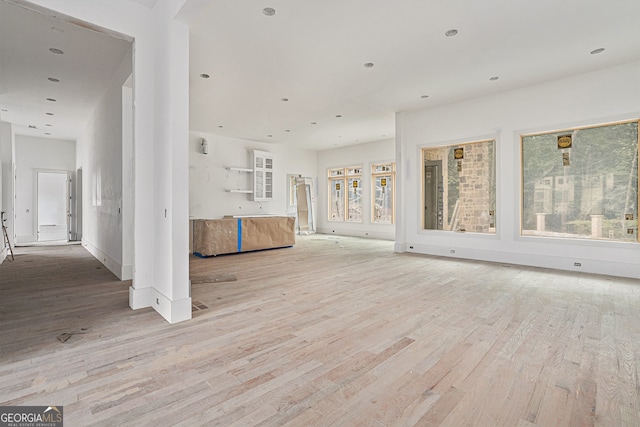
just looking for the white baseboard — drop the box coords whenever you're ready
[0,246,6,264]
[403,243,640,279]
[129,285,192,324]
[82,238,128,280]
[316,227,395,241]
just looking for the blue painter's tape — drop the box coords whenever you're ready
[237,218,242,252]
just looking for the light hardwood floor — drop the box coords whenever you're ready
[1,235,639,426]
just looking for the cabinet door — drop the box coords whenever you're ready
[253,151,273,201]
[255,170,264,199]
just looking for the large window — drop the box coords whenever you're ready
[372,163,395,224]
[522,120,638,242]
[328,166,362,222]
[422,139,496,233]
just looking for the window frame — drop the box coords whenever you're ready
[371,162,396,224]
[520,119,639,243]
[421,138,496,233]
[327,166,363,222]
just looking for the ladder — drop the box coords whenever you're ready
[1,211,14,261]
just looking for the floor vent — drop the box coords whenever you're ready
[192,301,208,311]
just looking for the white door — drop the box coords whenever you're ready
[37,172,69,242]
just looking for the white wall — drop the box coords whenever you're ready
[0,123,4,263]
[316,139,395,240]
[396,60,640,279]
[14,135,75,243]
[189,132,318,220]
[76,45,132,280]
[0,122,15,263]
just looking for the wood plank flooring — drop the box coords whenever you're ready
[1,236,639,426]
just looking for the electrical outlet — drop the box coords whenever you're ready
[574,262,582,267]
[409,246,414,249]
[156,298,160,305]
[450,249,456,254]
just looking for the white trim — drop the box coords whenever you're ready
[82,238,129,280]
[129,286,192,324]
[404,242,640,279]
[316,227,394,241]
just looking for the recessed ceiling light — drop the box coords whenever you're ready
[45,124,52,127]
[44,132,51,135]
[46,112,54,115]
[335,114,342,118]
[46,98,56,102]
[200,73,210,79]
[267,134,273,137]
[48,77,60,82]
[29,125,36,129]
[281,98,289,102]
[489,76,499,81]
[263,7,276,16]
[382,134,387,137]
[364,62,374,68]
[285,129,291,132]
[49,48,64,54]
[1,109,7,112]
[421,95,429,99]
[445,29,458,37]
[218,125,223,128]
[590,48,605,55]
[311,122,317,125]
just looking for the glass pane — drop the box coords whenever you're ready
[329,168,344,177]
[347,167,362,176]
[522,121,638,241]
[347,178,363,222]
[255,170,264,198]
[372,163,393,173]
[329,179,344,221]
[423,140,496,232]
[265,171,272,198]
[373,175,393,223]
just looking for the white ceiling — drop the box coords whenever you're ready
[190,0,640,150]
[0,0,132,141]
[1,0,640,151]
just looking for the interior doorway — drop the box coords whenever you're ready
[37,171,69,242]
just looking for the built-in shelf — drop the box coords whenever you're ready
[227,167,253,173]
[227,189,253,193]
[226,166,253,193]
